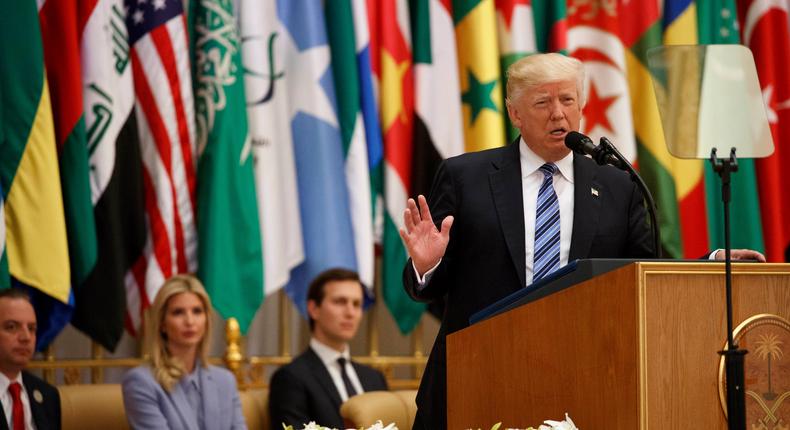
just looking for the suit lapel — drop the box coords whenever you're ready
[200,366,220,430]
[490,141,527,288]
[569,154,601,260]
[22,372,49,430]
[305,349,343,409]
[169,378,200,430]
[0,401,8,430]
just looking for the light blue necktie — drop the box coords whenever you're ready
[533,163,560,282]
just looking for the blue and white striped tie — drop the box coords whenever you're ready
[533,163,560,282]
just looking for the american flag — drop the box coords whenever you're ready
[123,0,197,332]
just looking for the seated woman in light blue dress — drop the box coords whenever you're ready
[122,274,246,430]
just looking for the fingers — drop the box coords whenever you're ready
[407,198,421,226]
[418,195,433,224]
[440,215,454,241]
[733,249,766,262]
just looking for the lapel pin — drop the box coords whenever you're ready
[33,389,43,403]
[591,188,599,197]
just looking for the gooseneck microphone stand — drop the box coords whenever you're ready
[710,147,747,430]
[596,137,662,258]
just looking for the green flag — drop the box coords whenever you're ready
[697,0,765,252]
[191,0,264,332]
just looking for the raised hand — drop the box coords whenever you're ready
[398,195,454,276]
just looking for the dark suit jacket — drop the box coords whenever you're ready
[403,141,654,429]
[0,371,60,430]
[268,348,389,429]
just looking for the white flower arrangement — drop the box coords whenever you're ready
[469,413,579,430]
[282,420,398,430]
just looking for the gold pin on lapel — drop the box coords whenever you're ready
[33,389,43,403]
[591,188,599,197]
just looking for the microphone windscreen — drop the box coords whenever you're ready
[564,131,593,152]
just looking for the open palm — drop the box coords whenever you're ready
[399,195,454,275]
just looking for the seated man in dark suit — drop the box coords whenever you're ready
[0,288,60,430]
[269,268,388,429]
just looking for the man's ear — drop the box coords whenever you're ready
[307,300,319,320]
[506,101,520,128]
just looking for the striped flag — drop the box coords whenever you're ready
[39,0,99,290]
[454,0,507,152]
[73,0,147,351]
[326,0,376,293]
[496,0,536,141]
[190,0,264,333]
[411,0,464,196]
[659,0,710,258]
[124,0,198,331]
[0,0,71,348]
[738,0,790,261]
[698,0,765,254]
[369,0,425,334]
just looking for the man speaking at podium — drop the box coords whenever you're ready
[399,53,764,430]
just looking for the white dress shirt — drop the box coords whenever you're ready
[0,372,37,430]
[415,139,575,287]
[520,139,574,285]
[309,338,364,402]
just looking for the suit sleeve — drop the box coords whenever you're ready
[402,159,459,302]
[268,366,312,429]
[121,368,171,430]
[626,179,656,258]
[226,372,247,430]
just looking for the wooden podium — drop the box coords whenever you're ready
[446,261,790,429]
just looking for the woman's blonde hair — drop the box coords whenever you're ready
[505,53,586,108]
[144,274,213,392]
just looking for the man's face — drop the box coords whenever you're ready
[507,79,582,162]
[308,280,363,350]
[0,298,37,378]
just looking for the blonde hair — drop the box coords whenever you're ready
[505,53,586,108]
[144,274,213,392]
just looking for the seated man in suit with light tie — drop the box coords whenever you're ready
[399,52,766,429]
[0,288,60,430]
[269,268,388,429]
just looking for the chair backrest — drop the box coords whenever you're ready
[59,384,129,430]
[340,390,417,430]
[59,384,269,430]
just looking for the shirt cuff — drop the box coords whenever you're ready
[709,249,723,260]
[412,259,442,289]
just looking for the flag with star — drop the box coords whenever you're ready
[72,0,147,350]
[369,0,426,334]
[189,0,264,333]
[0,0,71,348]
[737,0,790,261]
[239,0,304,299]
[325,0,376,295]
[454,0,507,151]
[123,0,198,332]
[698,0,765,256]
[244,0,358,315]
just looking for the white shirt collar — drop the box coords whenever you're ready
[310,337,350,368]
[0,372,23,395]
[519,137,574,184]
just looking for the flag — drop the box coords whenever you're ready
[190,0,264,332]
[697,0,765,254]
[411,0,464,196]
[738,0,790,262]
[531,0,567,53]
[0,182,6,290]
[326,0,376,294]
[495,0,535,141]
[72,0,147,351]
[124,0,198,332]
[369,0,425,333]
[243,0,358,315]
[454,0,506,152]
[239,0,304,298]
[0,0,71,347]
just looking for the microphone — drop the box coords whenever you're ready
[564,131,626,169]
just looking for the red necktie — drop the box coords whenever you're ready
[8,382,24,430]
